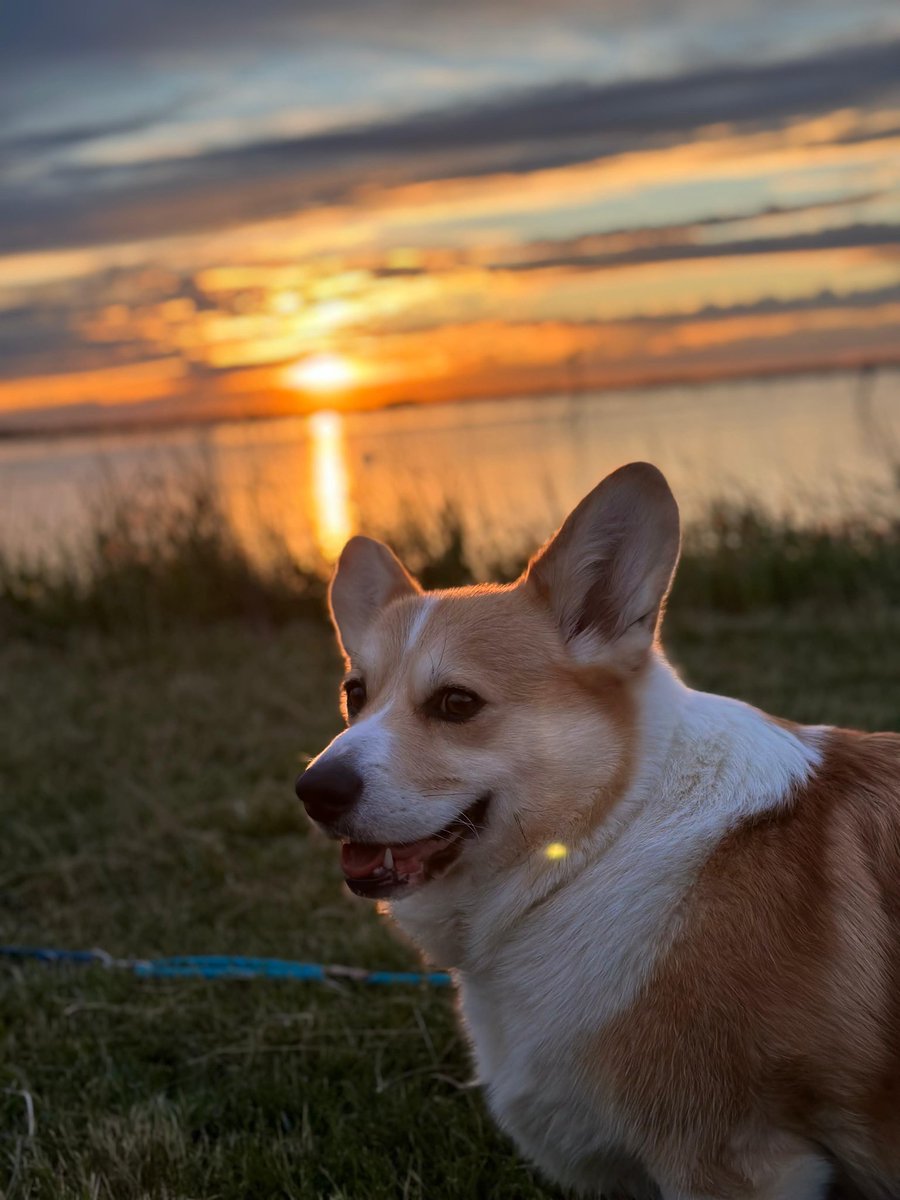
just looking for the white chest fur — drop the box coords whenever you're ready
[390,661,821,1196]
[460,970,657,1197]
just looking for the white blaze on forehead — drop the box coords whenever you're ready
[404,596,436,652]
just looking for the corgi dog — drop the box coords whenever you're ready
[295,462,900,1200]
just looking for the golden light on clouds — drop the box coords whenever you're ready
[287,353,357,395]
[308,409,354,561]
[4,77,900,428]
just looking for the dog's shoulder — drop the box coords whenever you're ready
[807,727,900,904]
[585,723,900,1191]
[685,723,900,917]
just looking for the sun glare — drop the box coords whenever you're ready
[308,410,354,562]
[287,353,355,395]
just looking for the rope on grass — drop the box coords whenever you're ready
[0,945,452,987]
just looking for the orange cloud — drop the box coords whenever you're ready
[0,357,185,413]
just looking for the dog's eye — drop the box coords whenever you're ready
[343,679,367,719]
[427,687,484,724]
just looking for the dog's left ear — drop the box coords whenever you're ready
[525,462,680,670]
[329,536,421,658]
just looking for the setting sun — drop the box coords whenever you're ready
[286,353,356,395]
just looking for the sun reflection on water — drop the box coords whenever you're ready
[308,410,354,562]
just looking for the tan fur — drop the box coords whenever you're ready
[589,729,900,1197]
[345,583,638,863]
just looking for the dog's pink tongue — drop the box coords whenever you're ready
[341,835,447,880]
[393,838,442,875]
[340,843,386,879]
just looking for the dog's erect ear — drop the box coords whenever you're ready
[329,536,421,657]
[525,462,680,670]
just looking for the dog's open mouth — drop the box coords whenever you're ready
[340,794,490,900]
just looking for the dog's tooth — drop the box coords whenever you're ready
[384,848,394,871]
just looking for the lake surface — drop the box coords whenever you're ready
[2,369,899,573]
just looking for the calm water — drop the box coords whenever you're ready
[2,370,899,573]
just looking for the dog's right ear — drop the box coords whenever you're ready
[524,462,680,671]
[329,536,421,658]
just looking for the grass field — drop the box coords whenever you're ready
[1,476,899,1199]
[2,602,899,1199]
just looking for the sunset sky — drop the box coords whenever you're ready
[2,0,900,430]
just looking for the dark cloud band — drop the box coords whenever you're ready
[2,36,899,256]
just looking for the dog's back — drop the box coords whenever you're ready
[591,728,900,1198]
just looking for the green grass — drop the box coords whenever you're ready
[1,607,899,1199]
[1,474,899,1196]
[0,475,326,638]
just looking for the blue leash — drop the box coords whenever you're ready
[0,945,452,987]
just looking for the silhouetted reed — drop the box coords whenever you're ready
[2,472,897,637]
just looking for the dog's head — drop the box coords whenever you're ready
[295,462,680,900]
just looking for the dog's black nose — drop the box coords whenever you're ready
[295,759,363,825]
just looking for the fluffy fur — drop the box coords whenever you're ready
[301,462,900,1199]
